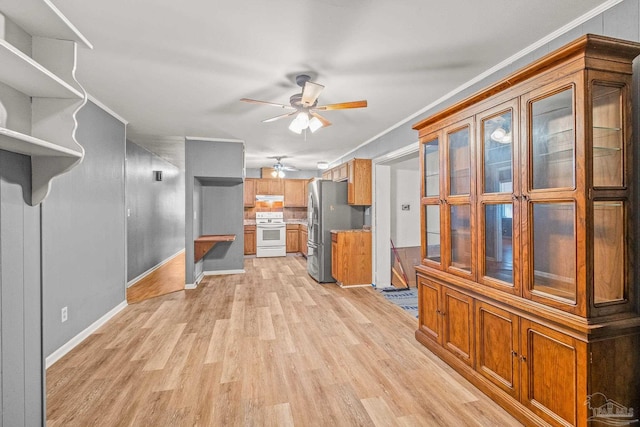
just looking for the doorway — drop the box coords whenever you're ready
[372,143,419,289]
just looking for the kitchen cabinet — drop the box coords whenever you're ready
[417,276,474,367]
[299,224,308,257]
[244,178,256,207]
[284,179,307,207]
[331,163,348,182]
[330,230,371,286]
[244,225,256,255]
[321,159,372,206]
[347,158,372,205]
[255,178,284,195]
[286,224,299,253]
[0,0,91,205]
[413,35,640,426]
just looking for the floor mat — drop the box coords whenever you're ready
[378,287,418,318]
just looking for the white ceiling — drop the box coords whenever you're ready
[54,0,610,171]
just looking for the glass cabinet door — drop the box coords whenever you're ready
[450,204,471,272]
[483,111,513,194]
[424,138,440,197]
[478,103,517,292]
[592,84,623,188]
[422,137,442,267]
[445,121,474,277]
[530,88,575,190]
[531,202,577,302]
[425,205,441,263]
[448,127,470,196]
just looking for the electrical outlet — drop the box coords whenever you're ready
[61,306,68,323]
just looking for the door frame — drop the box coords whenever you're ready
[371,142,419,288]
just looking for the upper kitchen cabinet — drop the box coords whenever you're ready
[244,178,256,207]
[284,179,307,207]
[413,34,640,426]
[0,0,92,205]
[255,178,284,195]
[347,159,371,205]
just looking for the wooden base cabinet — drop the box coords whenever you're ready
[244,225,256,255]
[418,276,474,367]
[417,273,640,427]
[299,225,308,257]
[286,224,299,253]
[414,35,640,427]
[331,230,372,286]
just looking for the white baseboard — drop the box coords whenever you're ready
[46,300,128,369]
[185,269,244,290]
[127,248,185,288]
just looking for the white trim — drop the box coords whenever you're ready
[127,248,185,288]
[203,269,245,276]
[86,93,129,124]
[331,0,623,164]
[338,283,372,288]
[45,301,128,368]
[185,271,205,289]
[185,136,244,144]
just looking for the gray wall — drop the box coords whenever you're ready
[126,140,185,283]
[185,139,244,284]
[201,182,244,271]
[0,150,43,426]
[42,101,126,356]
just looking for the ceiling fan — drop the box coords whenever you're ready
[240,74,367,134]
[268,156,298,178]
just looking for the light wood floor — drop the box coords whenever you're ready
[126,251,185,304]
[47,256,521,426]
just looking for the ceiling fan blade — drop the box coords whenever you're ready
[262,111,297,123]
[314,100,367,111]
[301,82,324,107]
[310,112,332,128]
[240,98,293,109]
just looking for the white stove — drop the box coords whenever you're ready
[255,212,286,257]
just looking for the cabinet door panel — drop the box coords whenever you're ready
[529,86,575,190]
[475,302,519,399]
[244,179,256,207]
[442,287,474,367]
[520,320,582,426]
[418,277,441,344]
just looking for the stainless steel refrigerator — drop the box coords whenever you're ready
[307,179,365,282]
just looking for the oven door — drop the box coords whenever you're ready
[256,224,286,247]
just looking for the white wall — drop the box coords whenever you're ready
[390,168,420,248]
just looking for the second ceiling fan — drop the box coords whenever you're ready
[240,74,367,134]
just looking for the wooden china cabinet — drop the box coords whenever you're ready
[413,34,640,427]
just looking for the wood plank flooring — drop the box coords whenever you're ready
[47,256,521,426]
[126,251,185,304]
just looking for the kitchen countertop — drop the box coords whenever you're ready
[330,228,371,233]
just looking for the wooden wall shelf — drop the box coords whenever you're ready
[194,234,236,262]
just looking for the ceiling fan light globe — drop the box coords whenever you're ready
[296,112,309,128]
[309,116,323,133]
[288,119,304,134]
[271,170,278,177]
